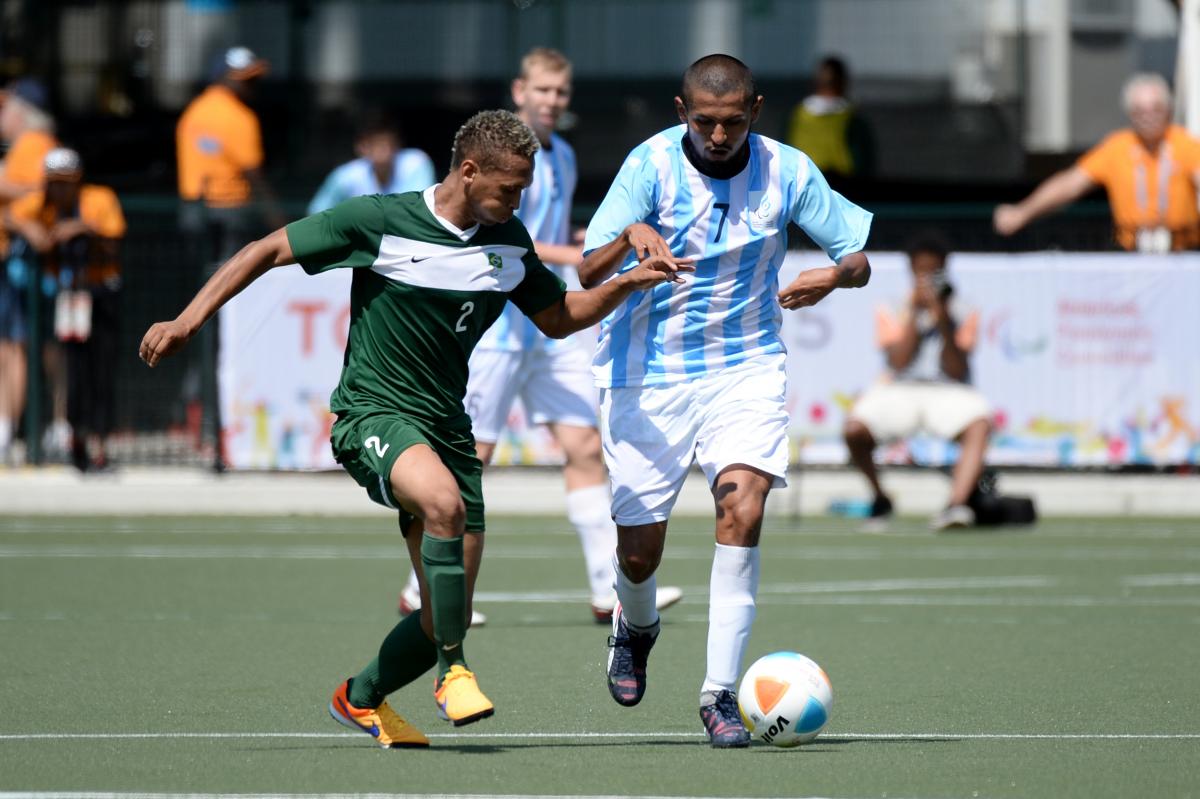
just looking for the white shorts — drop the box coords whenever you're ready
[599,354,790,526]
[849,380,991,442]
[465,342,598,443]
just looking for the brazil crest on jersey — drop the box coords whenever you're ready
[584,125,872,388]
[285,187,566,426]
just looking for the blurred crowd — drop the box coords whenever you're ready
[1,44,1198,474]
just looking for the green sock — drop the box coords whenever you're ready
[420,532,468,678]
[348,610,437,708]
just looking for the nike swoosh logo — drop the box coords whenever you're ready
[441,643,459,651]
[411,256,432,263]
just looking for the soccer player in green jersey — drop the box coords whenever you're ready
[139,110,692,748]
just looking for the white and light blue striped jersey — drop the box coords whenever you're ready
[584,124,872,388]
[478,132,578,352]
[306,149,436,214]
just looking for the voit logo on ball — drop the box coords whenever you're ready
[737,651,833,748]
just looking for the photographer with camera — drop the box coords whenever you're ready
[843,233,992,532]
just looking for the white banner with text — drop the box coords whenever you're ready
[219,254,1200,470]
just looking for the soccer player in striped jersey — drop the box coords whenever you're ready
[580,55,873,748]
[139,110,691,748]
[306,113,435,215]
[398,48,681,626]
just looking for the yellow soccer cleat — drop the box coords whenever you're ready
[329,679,430,748]
[434,665,495,726]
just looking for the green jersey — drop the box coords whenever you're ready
[285,188,566,427]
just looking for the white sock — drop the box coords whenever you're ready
[0,418,10,449]
[613,551,658,629]
[701,543,760,695]
[404,568,421,603]
[566,484,618,604]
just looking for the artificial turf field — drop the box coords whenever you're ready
[1,513,1198,799]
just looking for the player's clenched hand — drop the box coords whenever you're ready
[139,319,195,368]
[625,223,674,261]
[621,255,695,288]
[778,267,839,310]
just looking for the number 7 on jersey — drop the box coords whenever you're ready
[712,203,730,242]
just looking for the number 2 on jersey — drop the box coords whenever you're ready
[455,301,475,332]
[712,203,730,242]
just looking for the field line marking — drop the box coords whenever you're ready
[1122,573,1200,587]
[2,544,1198,564]
[1,731,1199,742]
[0,793,858,799]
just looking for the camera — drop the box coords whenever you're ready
[925,269,953,300]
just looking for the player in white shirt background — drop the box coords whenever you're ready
[307,113,436,215]
[579,54,873,747]
[399,48,681,626]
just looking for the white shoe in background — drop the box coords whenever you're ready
[398,583,487,627]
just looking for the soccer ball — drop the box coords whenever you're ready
[737,651,833,747]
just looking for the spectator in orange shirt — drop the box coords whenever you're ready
[176,47,281,468]
[0,78,57,463]
[994,73,1200,252]
[176,47,282,264]
[6,148,126,471]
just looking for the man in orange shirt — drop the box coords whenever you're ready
[176,47,281,468]
[994,73,1200,252]
[0,78,57,462]
[6,148,126,471]
[176,46,281,263]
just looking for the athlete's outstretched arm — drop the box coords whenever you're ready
[777,250,871,310]
[577,223,678,288]
[139,228,295,367]
[533,254,694,338]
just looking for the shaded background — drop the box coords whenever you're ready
[0,0,1191,465]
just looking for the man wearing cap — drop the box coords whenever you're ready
[176,46,281,262]
[176,47,281,468]
[0,77,58,462]
[6,148,126,471]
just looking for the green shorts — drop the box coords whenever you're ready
[331,411,485,534]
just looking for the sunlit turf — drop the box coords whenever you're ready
[1,513,1198,798]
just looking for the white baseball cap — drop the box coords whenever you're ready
[44,147,82,177]
[223,46,269,80]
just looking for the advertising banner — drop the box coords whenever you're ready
[220,254,1200,470]
[219,265,349,470]
[783,252,1200,466]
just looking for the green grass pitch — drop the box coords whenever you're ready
[1,512,1199,798]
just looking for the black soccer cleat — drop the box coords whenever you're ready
[699,689,752,748]
[605,604,659,707]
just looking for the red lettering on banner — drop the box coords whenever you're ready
[287,301,328,356]
[1054,295,1154,368]
[1057,299,1138,317]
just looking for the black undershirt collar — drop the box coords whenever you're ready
[681,132,751,180]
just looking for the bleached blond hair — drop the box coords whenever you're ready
[450,109,539,170]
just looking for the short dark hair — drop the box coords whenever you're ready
[817,56,848,93]
[681,54,757,107]
[355,109,400,142]
[904,230,953,264]
[450,109,539,170]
